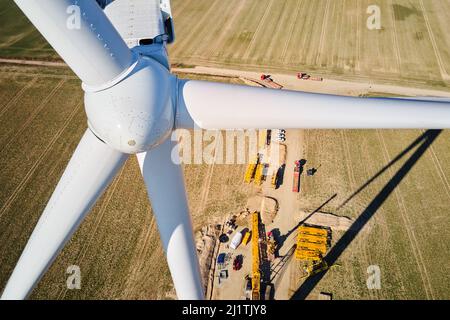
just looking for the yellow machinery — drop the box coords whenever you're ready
[244,155,259,183]
[253,164,264,185]
[295,225,330,262]
[242,231,251,245]
[298,226,328,237]
[300,260,330,279]
[252,211,260,300]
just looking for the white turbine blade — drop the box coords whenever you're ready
[176,80,450,129]
[137,139,204,300]
[1,130,127,300]
[14,0,135,86]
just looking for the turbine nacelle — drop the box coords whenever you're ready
[84,54,175,154]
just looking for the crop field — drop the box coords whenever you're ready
[291,129,450,299]
[169,0,450,89]
[2,1,450,90]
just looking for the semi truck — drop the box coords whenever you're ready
[292,160,301,193]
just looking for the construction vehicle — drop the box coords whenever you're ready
[299,260,329,279]
[253,163,265,185]
[259,74,283,89]
[292,160,302,193]
[266,130,272,146]
[233,255,243,271]
[230,231,243,250]
[297,72,310,80]
[251,211,260,300]
[242,231,251,245]
[244,154,259,183]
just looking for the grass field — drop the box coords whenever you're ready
[1,1,450,300]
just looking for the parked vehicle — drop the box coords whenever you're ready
[233,255,243,271]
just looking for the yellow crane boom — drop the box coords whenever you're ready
[252,211,260,300]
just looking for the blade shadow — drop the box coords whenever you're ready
[291,129,442,300]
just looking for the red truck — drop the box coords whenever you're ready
[292,160,306,193]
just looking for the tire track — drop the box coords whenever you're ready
[422,130,450,201]
[242,0,275,60]
[388,0,402,73]
[355,0,361,71]
[0,78,66,152]
[196,133,219,216]
[418,0,450,80]
[316,0,331,65]
[0,76,37,119]
[341,131,357,190]
[123,208,157,298]
[281,0,303,62]
[171,0,221,57]
[0,100,82,219]
[376,130,435,299]
[57,166,126,300]
[206,0,246,57]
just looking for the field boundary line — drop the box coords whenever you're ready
[0,78,65,151]
[0,77,37,119]
[376,130,435,299]
[242,0,275,60]
[0,100,82,219]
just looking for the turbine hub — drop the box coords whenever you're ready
[83,55,175,154]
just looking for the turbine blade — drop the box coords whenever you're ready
[176,80,450,129]
[1,130,127,300]
[137,139,204,300]
[14,0,135,86]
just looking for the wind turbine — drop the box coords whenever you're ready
[2,0,450,300]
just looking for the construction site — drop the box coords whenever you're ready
[194,125,342,300]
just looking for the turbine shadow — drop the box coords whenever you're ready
[290,129,442,300]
